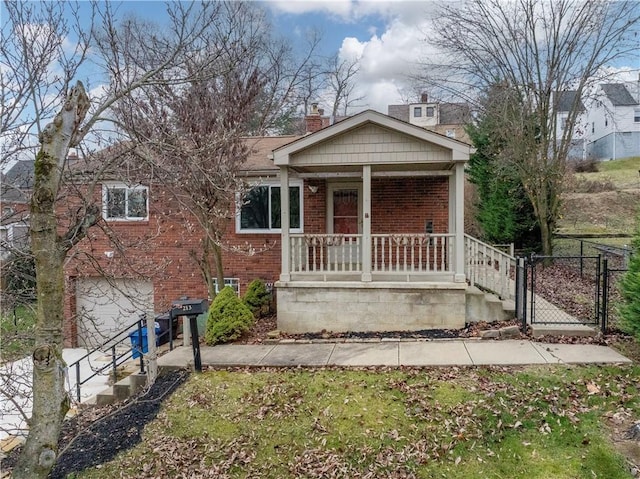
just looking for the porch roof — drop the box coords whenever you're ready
[272,110,472,171]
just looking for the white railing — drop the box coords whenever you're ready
[372,234,453,273]
[464,234,516,300]
[290,234,362,273]
[290,233,453,277]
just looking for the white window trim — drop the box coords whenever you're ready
[236,179,304,234]
[102,182,149,222]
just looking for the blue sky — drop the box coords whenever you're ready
[110,0,639,114]
[107,0,441,112]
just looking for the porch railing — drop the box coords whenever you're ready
[289,233,453,277]
[372,234,452,273]
[464,234,516,300]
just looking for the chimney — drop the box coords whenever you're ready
[305,102,324,133]
[421,92,428,103]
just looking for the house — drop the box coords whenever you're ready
[0,160,33,260]
[554,90,588,162]
[388,93,472,144]
[586,81,640,160]
[63,109,513,346]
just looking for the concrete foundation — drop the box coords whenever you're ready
[275,281,467,333]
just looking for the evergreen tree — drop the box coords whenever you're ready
[619,214,640,338]
[466,85,541,250]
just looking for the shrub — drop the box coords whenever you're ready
[619,213,640,338]
[205,286,254,345]
[243,279,271,318]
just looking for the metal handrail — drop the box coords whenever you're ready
[67,316,147,403]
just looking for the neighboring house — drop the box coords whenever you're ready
[388,93,472,144]
[0,160,33,260]
[554,90,588,161]
[63,109,492,346]
[586,81,640,160]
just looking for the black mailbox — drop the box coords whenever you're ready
[171,298,208,317]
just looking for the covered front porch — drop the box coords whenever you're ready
[272,110,472,333]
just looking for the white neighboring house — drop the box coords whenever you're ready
[555,90,588,162]
[586,81,640,161]
[388,93,472,144]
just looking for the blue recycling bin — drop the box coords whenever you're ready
[129,325,161,359]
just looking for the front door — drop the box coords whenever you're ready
[328,184,362,268]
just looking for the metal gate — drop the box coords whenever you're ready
[601,258,628,331]
[515,255,603,331]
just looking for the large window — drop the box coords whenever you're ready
[238,182,302,233]
[635,109,640,123]
[103,183,148,221]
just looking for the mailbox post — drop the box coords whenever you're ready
[170,298,208,372]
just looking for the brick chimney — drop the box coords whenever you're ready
[421,92,428,103]
[305,102,324,133]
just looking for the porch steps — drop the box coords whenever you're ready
[466,286,515,323]
[94,371,149,406]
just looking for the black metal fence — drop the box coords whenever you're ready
[515,253,630,334]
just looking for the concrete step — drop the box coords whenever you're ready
[466,286,515,323]
[95,387,117,406]
[530,323,598,338]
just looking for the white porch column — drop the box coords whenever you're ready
[280,166,291,282]
[453,161,465,282]
[361,165,372,282]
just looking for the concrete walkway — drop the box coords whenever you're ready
[157,339,631,370]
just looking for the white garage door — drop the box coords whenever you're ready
[76,278,154,347]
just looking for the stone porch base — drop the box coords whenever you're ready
[275,281,467,333]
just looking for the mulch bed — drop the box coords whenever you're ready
[2,370,189,479]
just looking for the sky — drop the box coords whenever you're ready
[115,0,640,114]
[1,0,639,173]
[109,0,441,113]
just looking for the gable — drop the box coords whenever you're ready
[289,123,452,168]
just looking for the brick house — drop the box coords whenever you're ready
[64,109,511,346]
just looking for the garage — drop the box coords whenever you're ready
[76,278,154,347]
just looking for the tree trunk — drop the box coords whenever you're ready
[14,82,90,479]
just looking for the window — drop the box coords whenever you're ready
[238,182,302,233]
[213,278,240,296]
[413,107,422,118]
[103,183,148,221]
[591,122,595,134]
[635,109,640,123]
[426,107,435,117]
[605,116,608,127]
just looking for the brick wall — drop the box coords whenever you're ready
[63,176,450,345]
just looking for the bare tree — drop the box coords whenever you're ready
[1,2,240,477]
[325,52,365,118]
[114,1,320,299]
[423,0,640,255]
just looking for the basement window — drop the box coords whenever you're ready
[213,278,240,296]
[103,183,148,221]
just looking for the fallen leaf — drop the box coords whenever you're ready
[586,383,600,395]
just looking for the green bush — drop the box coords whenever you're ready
[619,214,640,338]
[243,279,271,318]
[205,286,254,345]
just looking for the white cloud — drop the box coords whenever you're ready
[269,0,353,20]
[336,15,440,113]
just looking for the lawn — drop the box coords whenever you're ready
[0,303,36,363]
[76,365,640,478]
